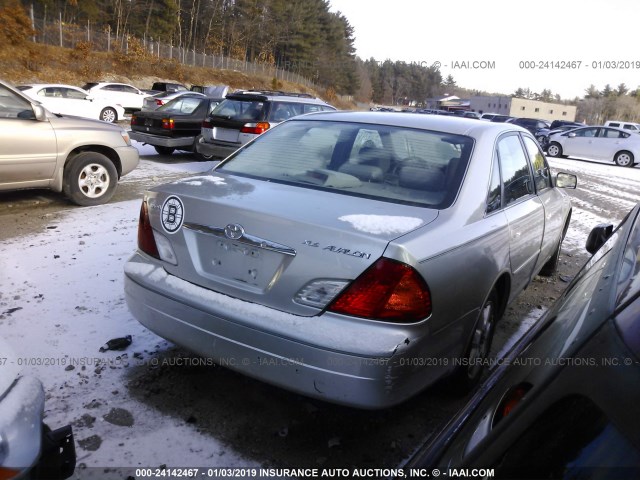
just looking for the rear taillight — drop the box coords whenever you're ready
[327,258,432,323]
[161,118,174,130]
[137,200,159,259]
[202,120,212,129]
[155,99,165,106]
[240,122,270,134]
[130,115,138,126]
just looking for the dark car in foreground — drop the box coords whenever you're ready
[404,204,640,478]
[129,94,223,159]
[0,337,75,479]
[124,112,576,409]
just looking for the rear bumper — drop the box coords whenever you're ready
[124,254,448,409]
[195,137,239,159]
[130,131,196,148]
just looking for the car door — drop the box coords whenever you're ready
[522,135,565,269]
[596,127,631,159]
[119,84,145,110]
[0,85,57,186]
[496,133,545,294]
[563,127,601,158]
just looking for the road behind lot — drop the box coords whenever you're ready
[0,149,637,477]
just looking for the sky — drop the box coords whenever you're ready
[328,0,640,99]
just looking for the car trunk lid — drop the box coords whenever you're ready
[147,172,438,315]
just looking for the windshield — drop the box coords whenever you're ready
[210,98,265,121]
[217,119,474,209]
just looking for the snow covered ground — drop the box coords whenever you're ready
[0,148,637,474]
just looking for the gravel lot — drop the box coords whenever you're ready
[1,146,637,478]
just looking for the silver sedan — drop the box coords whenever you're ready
[547,125,640,167]
[124,112,576,408]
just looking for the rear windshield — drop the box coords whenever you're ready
[157,96,204,114]
[210,99,265,121]
[217,120,474,209]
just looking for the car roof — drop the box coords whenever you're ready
[226,90,331,105]
[291,110,529,137]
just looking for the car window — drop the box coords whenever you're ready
[217,120,474,209]
[522,136,551,191]
[64,88,86,99]
[616,211,640,306]
[211,99,265,121]
[490,396,640,478]
[599,128,624,139]
[573,128,598,138]
[0,84,34,118]
[486,154,502,215]
[122,85,139,94]
[497,135,534,205]
[102,84,122,91]
[158,96,203,114]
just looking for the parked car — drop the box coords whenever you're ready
[17,84,125,123]
[124,112,576,408]
[196,90,336,159]
[604,120,640,133]
[549,119,584,130]
[404,203,640,478]
[490,115,515,123]
[130,94,224,159]
[535,124,583,150]
[82,82,150,112]
[0,80,139,205]
[0,336,75,479]
[190,85,230,98]
[510,117,550,135]
[480,112,500,121]
[547,126,640,167]
[149,82,188,93]
[462,111,481,119]
[142,90,205,111]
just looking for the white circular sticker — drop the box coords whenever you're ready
[160,196,184,234]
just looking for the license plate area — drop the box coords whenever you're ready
[192,235,284,290]
[144,118,154,126]
[213,127,240,143]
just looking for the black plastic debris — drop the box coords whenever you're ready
[99,335,132,352]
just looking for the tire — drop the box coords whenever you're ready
[63,152,118,206]
[100,107,117,123]
[547,142,562,157]
[192,136,214,160]
[614,150,634,167]
[449,290,499,392]
[540,215,570,277]
[154,146,175,155]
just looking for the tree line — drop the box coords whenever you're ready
[20,0,360,94]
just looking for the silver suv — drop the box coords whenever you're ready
[196,90,335,159]
[0,80,139,206]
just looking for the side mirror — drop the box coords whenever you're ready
[568,132,576,138]
[33,104,47,121]
[556,172,577,189]
[586,224,614,254]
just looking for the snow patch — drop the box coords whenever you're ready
[338,214,423,235]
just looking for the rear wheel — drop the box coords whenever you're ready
[100,107,117,123]
[547,142,563,157]
[63,152,117,206]
[449,290,499,392]
[614,150,634,167]
[154,146,175,155]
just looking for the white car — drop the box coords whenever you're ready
[17,84,125,123]
[82,82,150,112]
[547,125,640,167]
